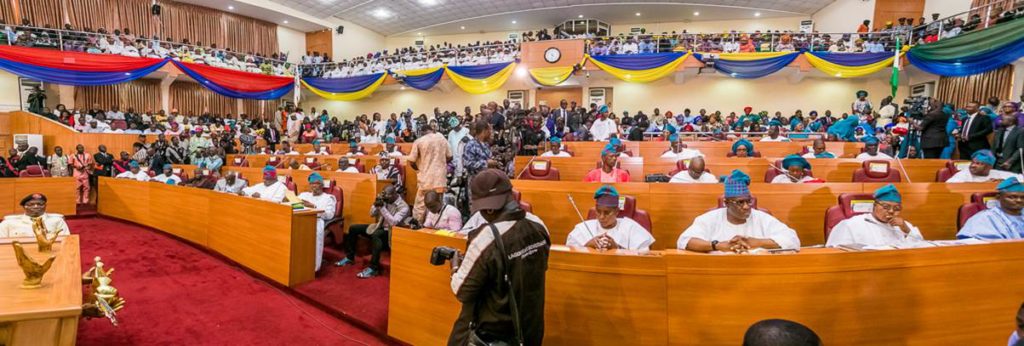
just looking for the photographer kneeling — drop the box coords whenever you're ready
[336,185,409,278]
[443,169,551,345]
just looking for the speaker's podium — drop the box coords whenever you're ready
[0,236,83,346]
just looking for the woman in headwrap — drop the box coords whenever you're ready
[826,114,859,142]
[731,138,755,157]
[941,106,964,159]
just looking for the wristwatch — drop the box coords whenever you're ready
[711,240,719,251]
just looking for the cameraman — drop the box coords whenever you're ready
[918,98,949,159]
[448,169,550,346]
[335,185,409,278]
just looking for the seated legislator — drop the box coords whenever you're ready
[856,136,894,161]
[661,133,704,160]
[771,155,818,184]
[0,194,71,238]
[152,164,182,185]
[676,170,800,253]
[115,160,151,181]
[670,156,718,183]
[583,144,630,183]
[378,136,404,158]
[298,173,337,272]
[274,141,300,155]
[731,138,755,158]
[344,141,366,157]
[372,157,402,190]
[609,137,630,157]
[566,185,654,251]
[336,158,360,173]
[214,171,246,194]
[422,190,462,231]
[540,137,571,157]
[759,125,791,142]
[240,166,288,202]
[826,184,925,248]
[957,177,1024,240]
[336,185,409,278]
[802,138,836,159]
[946,150,1023,183]
[305,140,330,155]
[185,168,217,189]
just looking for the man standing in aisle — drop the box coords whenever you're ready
[406,124,451,222]
[70,144,92,205]
[994,109,1023,174]
[959,101,993,160]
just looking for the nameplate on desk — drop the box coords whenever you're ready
[868,162,888,173]
[323,180,332,188]
[234,158,242,164]
[172,168,182,174]
[984,197,998,209]
[277,176,287,183]
[305,157,315,164]
[348,158,356,164]
[531,161,549,170]
[954,161,971,171]
[850,199,874,213]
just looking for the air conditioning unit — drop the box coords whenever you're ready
[507,90,527,109]
[910,82,935,97]
[414,40,424,48]
[588,88,607,106]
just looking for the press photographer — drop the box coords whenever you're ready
[335,185,410,278]
[912,97,950,159]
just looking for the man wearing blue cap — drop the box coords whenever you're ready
[590,106,619,141]
[660,133,704,160]
[298,172,337,271]
[676,170,800,253]
[566,185,654,251]
[760,125,791,142]
[584,144,631,183]
[771,155,816,184]
[855,136,894,161]
[540,137,571,157]
[731,139,755,158]
[152,163,182,185]
[241,166,288,202]
[958,177,1024,240]
[114,160,150,181]
[344,141,365,157]
[826,184,925,248]
[802,139,836,159]
[378,136,404,158]
[305,140,330,155]
[608,137,631,158]
[946,150,1023,183]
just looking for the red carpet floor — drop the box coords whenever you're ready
[69,218,394,346]
[293,245,391,332]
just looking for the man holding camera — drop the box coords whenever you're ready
[447,169,550,346]
[336,185,409,278]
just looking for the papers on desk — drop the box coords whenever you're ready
[837,239,988,251]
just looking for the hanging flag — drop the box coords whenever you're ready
[890,37,900,97]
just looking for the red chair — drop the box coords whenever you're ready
[267,156,284,168]
[824,193,876,238]
[111,120,128,130]
[323,179,348,245]
[18,165,50,177]
[957,192,999,229]
[764,159,814,183]
[520,160,560,180]
[231,156,250,167]
[303,157,322,170]
[726,151,762,158]
[667,159,711,177]
[585,196,653,232]
[511,189,533,213]
[935,161,970,182]
[852,160,900,182]
[279,176,298,194]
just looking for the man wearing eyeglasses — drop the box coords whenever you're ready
[826,184,925,248]
[676,170,800,253]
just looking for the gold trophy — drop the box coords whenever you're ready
[82,256,125,326]
[11,241,56,289]
[31,217,59,252]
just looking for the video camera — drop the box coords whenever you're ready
[430,246,462,269]
[903,96,931,119]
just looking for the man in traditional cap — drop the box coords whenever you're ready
[0,194,71,238]
[240,166,288,202]
[760,125,791,142]
[566,185,654,251]
[731,138,755,157]
[298,172,337,272]
[676,170,800,252]
[152,164,182,185]
[115,161,150,181]
[212,170,244,193]
[957,177,1024,240]
[771,155,817,183]
[802,139,836,159]
[306,140,330,155]
[584,144,631,182]
[336,185,409,278]
[670,156,717,183]
[540,137,571,157]
[589,106,618,141]
[855,136,893,160]
[826,184,925,247]
[378,136,404,158]
[661,133,704,160]
[608,137,630,158]
[946,150,1023,183]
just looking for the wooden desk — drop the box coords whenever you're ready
[562,141,865,159]
[229,167,379,227]
[388,229,1024,346]
[0,236,82,346]
[98,178,319,286]
[513,156,645,182]
[0,178,77,218]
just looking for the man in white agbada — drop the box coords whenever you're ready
[298,173,337,271]
[670,156,718,183]
[660,133,704,160]
[566,185,654,251]
[241,166,288,203]
[589,112,618,141]
[946,150,1023,183]
[771,155,818,184]
[539,137,572,157]
[0,193,71,238]
[826,184,925,248]
[759,125,791,142]
[152,164,182,185]
[855,136,894,161]
[115,160,151,181]
[676,170,800,252]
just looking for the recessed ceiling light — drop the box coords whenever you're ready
[417,32,422,35]
[417,0,439,5]
[460,26,465,30]
[693,11,699,16]
[635,12,641,16]
[578,15,584,18]
[371,8,393,19]
[228,5,234,10]
[283,20,289,24]
[512,20,517,24]
[754,12,761,17]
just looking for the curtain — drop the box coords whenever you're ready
[74,78,161,113]
[935,65,1014,107]
[971,0,1016,13]
[169,81,236,116]
[241,99,279,120]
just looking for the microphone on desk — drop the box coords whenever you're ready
[514,155,538,179]
[766,161,800,182]
[567,193,603,242]
[893,154,912,183]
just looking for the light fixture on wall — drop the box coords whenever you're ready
[578,14,584,18]
[283,20,289,24]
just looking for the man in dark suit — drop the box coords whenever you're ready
[994,111,1024,174]
[263,124,281,152]
[918,99,949,159]
[958,101,993,160]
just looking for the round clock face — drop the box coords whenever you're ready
[544,47,561,63]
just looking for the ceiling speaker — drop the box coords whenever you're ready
[336,25,345,34]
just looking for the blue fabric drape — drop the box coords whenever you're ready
[0,58,169,86]
[807,51,892,65]
[302,73,387,93]
[446,62,514,79]
[396,69,444,90]
[907,36,1024,76]
[172,60,293,100]
[588,52,686,70]
[711,52,800,78]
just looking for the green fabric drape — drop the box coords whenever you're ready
[909,18,1024,60]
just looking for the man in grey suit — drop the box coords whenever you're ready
[994,111,1024,174]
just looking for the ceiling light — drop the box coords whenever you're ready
[754,12,761,17]
[371,8,393,19]
[578,15,584,18]
[417,0,439,5]
[417,32,422,35]
[228,5,234,10]
[460,26,465,30]
[693,11,699,16]
[635,12,641,16]
[512,20,517,24]
[283,20,289,24]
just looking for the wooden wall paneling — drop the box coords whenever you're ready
[305,29,332,57]
[387,228,466,344]
[97,176,150,221]
[535,87,582,108]
[873,0,925,29]
[74,79,162,114]
[0,180,15,217]
[169,81,236,116]
[206,190,294,285]
[147,183,209,245]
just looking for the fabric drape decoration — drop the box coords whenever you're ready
[169,81,237,116]
[528,65,577,86]
[393,67,445,91]
[696,51,800,79]
[935,65,1014,108]
[0,46,168,86]
[445,62,517,94]
[804,51,901,78]
[587,52,689,83]
[907,18,1024,76]
[74,79,162,113]
[301,73,387,101]
[172,61,294,100]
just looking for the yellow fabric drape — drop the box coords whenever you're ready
[586,52,690,83]
[803,52,903,78]
[528,65,576,86]
[444,63,517,94]
[300,74,387,101]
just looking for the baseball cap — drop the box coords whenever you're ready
[470,169,513,213]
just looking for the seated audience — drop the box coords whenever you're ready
[115,161,150,181]
[802,139,836,158]
[337,185,409,278]
[676,170,800,252]
[566,185,654,251]
[275,141,299,155]
[337,158,360,173]
[760,125,791,142]
[422,190,462,231]
[298,173,337,272]
[826,184,925,247]
[540,137,571,157]
[0,193,70,238]
[15,147,45,171]
[957,177,1024,240]
[731,138,755,157]
[583,144,630,183]
[212,171,245,193]
[771,155,817,184]
[856,136,894,160]
[946,150,1023,183]
[152,164,182,185]
[743,319,822,346]
[670,156,717,183]
[372,157,402,190]
[661,134,703,160]
[240,166,287,202]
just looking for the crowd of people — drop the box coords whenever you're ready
[302,41,520,78]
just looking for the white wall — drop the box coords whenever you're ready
[276,26,306,63]
[330,18,386,60]
[923,0,973,19]
[0,71,21,111]
[812,0,877,33]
